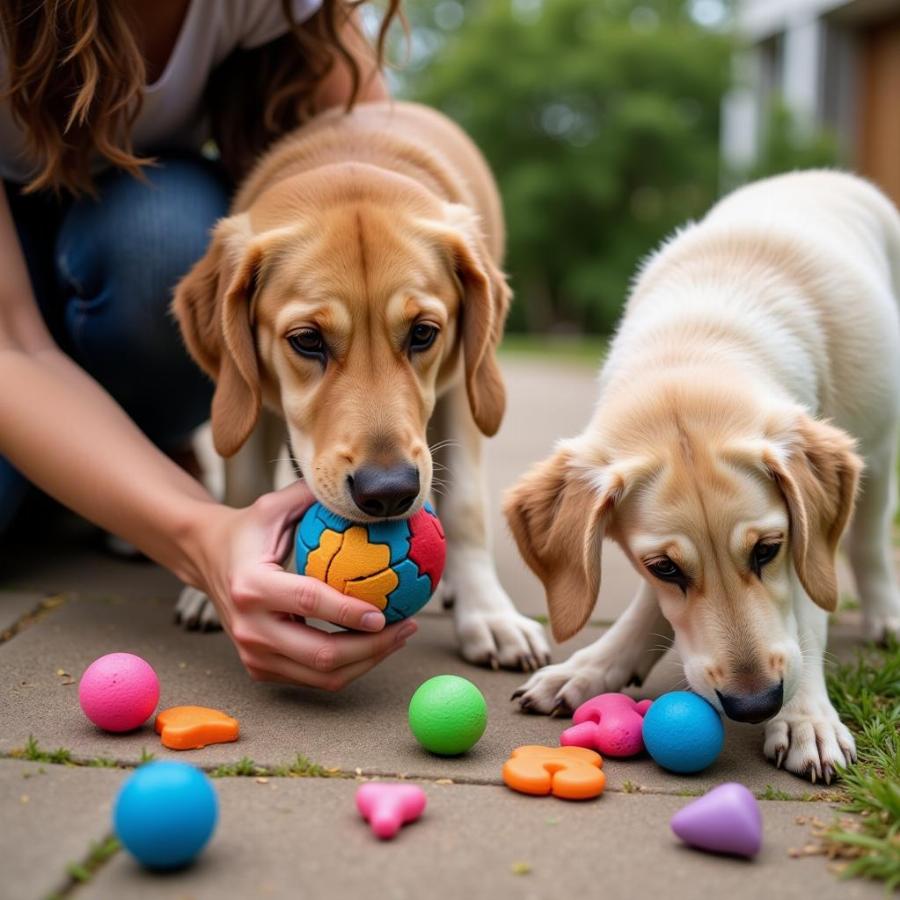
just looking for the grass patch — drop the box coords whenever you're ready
[11,736,74,766]
[138,748,155,765]
[758,785,794,801]
[211,756,265,778]
[211,754,342,779]
[823,637,900,888]
[271,754,342,778]
[66,836,120,885]
[499,333,607,366]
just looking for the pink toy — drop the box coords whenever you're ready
[670,783,762,858]
[560,693,652,757]
[356,783,427,840]
[78,652,160,733]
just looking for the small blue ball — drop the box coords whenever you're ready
[642,691,724,774]
[114,762,218,869]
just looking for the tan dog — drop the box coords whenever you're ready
[505,171,900,781]
[172,101,549,671]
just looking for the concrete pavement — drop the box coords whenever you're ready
[0,357,882,898]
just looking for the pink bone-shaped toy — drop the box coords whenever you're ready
[356,783,427,840]
[560,693,653,757]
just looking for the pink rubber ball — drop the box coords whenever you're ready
[79,653,160,732]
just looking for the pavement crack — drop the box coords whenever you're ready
[1,593,67,646]
[47,833,120,899]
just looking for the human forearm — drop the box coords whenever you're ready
[0,345,213,581]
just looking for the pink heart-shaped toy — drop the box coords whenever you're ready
[356,783,427,840]
[560,693,653,757]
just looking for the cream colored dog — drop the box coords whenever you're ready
[172,101,550,671]
[505,171,900,781]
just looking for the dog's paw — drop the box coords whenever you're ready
[455,608,550,672]
[763,699,857,784]
[510,649,637,716]
[175,587,222,632]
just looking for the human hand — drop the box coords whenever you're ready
[188,481,416,688]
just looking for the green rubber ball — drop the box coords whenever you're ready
[408,675,487,756]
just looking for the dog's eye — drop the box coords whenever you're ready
[409,322,439,353]
[646,557,685,584]
[288,328,327,362]
[751,541,781,574]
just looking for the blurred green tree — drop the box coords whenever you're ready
[394,0,732,333]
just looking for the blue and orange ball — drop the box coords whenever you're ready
[295,502,446,623]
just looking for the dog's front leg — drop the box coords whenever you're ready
[511,581,671,714]
[432,384,550,671]
[763,599,856,783]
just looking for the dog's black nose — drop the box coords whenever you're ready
[348,463,419,518]
[716,682,784,724]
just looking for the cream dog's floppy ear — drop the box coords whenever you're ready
[504,447,634,642]
[422,205,510,436]
[764,414,862,612]
[172,215,262,458]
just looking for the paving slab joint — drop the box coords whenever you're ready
[1,593,68,646]
[44,833,120,900]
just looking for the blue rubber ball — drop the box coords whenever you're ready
[642,691,724,774]
[114,762,218,869]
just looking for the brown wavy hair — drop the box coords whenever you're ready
[0,0,402,195]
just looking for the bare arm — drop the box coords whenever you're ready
[0,185,212,580]
[0,185,414,685]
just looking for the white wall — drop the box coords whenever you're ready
[722,0,859,171]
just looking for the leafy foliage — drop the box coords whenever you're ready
[401,0,732,333]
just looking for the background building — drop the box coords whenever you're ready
[723,0,900,204]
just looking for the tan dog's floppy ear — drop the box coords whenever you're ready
[764,414,862,612]
[172,215,262,458]
[426,205,510,436]
[504,447,626,642]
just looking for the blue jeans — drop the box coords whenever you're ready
[1,157,230,532]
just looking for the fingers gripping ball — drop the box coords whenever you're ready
[114,762,218,870]
[642,691,725,774]
[79,653,160,733]
[408,675,487,755]
[503,745,606,800]
[295,502,446,623]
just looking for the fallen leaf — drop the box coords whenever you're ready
[511,862,532,876]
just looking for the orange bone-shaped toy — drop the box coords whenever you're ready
[502,745,605,799]
[155,706,240,750]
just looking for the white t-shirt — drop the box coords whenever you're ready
[0,0,321,184]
